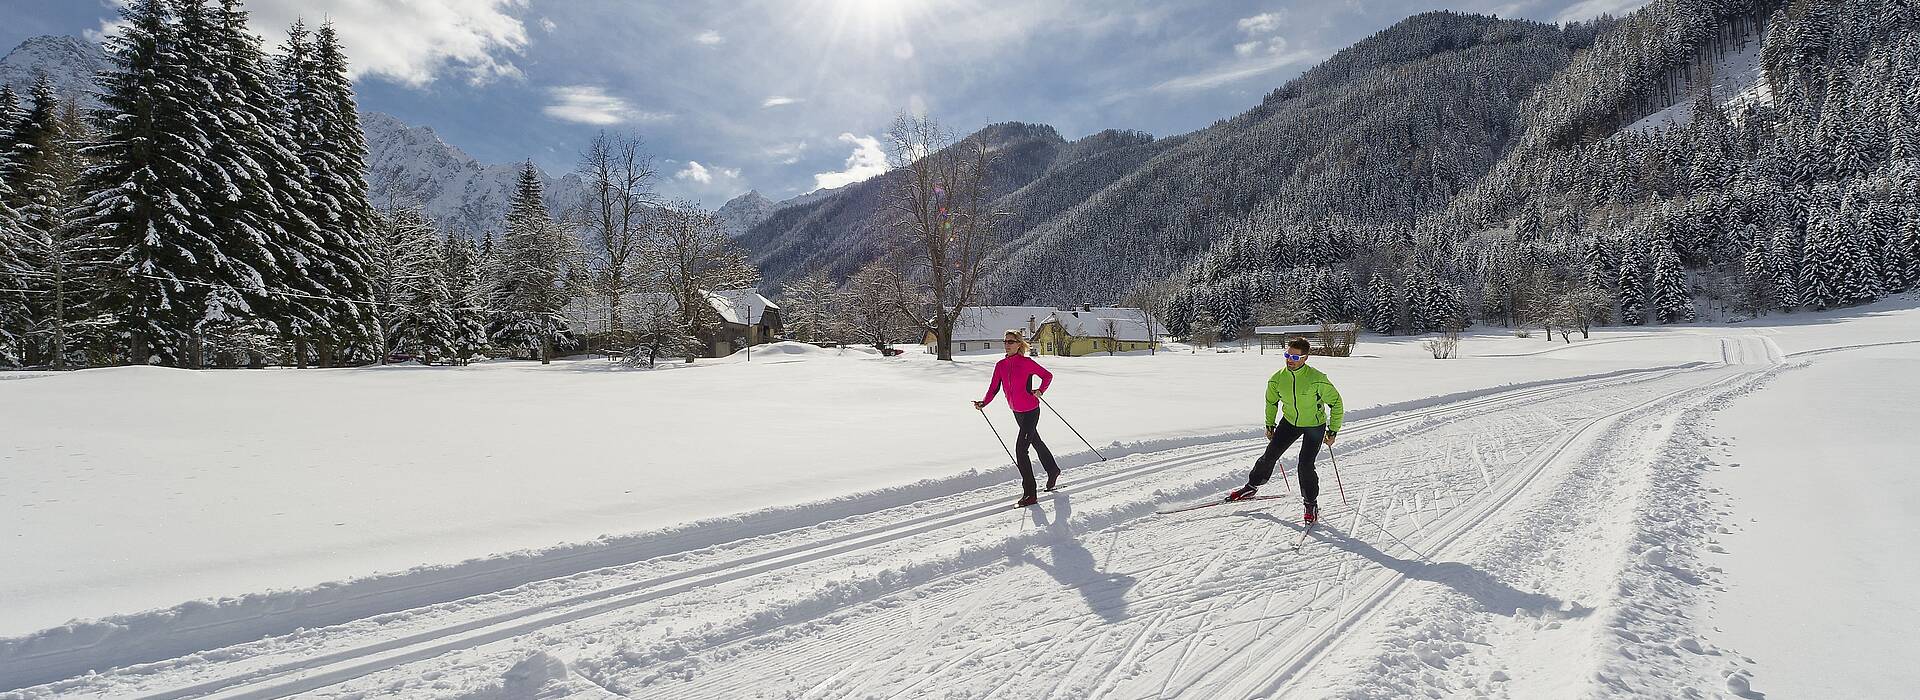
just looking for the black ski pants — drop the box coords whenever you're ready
[1249,421,1325,506]
[1014,408,1060,499]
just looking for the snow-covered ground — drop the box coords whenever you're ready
[1702,343,1920,699]
[3,297,1916,696]
[1627,30,1770,134]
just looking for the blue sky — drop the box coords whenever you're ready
[4,0,1650,208]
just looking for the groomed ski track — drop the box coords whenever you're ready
[5,335,1788,699]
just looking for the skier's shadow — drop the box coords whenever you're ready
[1013,493,1138,622]
[1235,512,1592,619]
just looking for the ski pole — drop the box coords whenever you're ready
[1040,396,1106,461]
[978,409,1017,465]
[1328,443,1349,507]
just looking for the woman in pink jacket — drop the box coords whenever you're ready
[973,329,1059,506]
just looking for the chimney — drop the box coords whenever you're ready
[1028,316,1037,333]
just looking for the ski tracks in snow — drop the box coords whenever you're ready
[6,353,1782,699]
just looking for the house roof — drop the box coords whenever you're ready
[1255,323,1357,335]
[1045,313,1158,342]
[701,289,780,325]
[946,306,1061,342]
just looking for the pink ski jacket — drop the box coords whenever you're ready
[981,354,1053,413]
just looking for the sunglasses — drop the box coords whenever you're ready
[1003,340,1021,346]
[1283,353,1306,361]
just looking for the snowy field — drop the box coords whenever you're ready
[3,297,1917,697]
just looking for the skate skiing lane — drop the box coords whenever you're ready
[30,361,1734,699]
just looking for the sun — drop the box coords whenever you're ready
[819,0,923,47]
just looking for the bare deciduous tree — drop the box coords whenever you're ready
[779,271,847,343]
[883,113,998,361]
[846,263,915,350]
[575,131,657,344]
[645,200,760,361]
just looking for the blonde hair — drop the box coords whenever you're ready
[1003,330,1028,352]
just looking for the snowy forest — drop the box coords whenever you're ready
[0,0,766,369]
[1164,0,1920,340]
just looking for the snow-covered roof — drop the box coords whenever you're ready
[943,306,1164,342]
[702,289,780,325]
[1255,323,1357,335]
[1046,313,1157,342]
[947,306,1060,342]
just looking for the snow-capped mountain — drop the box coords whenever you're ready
[715,190,776,238]
[0,35,107,104]
[360,111,587,239]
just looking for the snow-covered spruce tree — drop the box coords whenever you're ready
[0,104,21,366]
[78,0,223,365]
[1404,266,1441,334]
[1580,234,1612,291]
[1,77,64,366]
[186,0,329,366]
[282,21,379,365]
[1830,183,1885,306]
[369,205,445,360]
[1364,274,1398,335]
[1765,223,1801,311]
[1897,205,1920,292]
[489,163,579,363]
[1797,189,1845,310]
[7,80,107,368]
[439,235,490,363]
[1616,237,1647,325]
[1651,235,1694,324]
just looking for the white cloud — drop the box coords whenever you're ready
[762,96,801,108]
[676,160,739,184]
[1554,0,1654,23]
[1233,36,1290,57]
[812,133,889,192]
[695,30,724,45]
[538,17,557,33]
[1237,11,1286,35]
[120,0,537,87]
[542,86,671,125]
[764,141,807,165]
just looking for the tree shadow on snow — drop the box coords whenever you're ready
[1011,492,1138,623]
[1234,511,1591,620]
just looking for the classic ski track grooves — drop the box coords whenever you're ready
[1249,367,1764,699]
[30,364,1701,698]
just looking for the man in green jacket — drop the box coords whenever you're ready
[1227,337,1344,523]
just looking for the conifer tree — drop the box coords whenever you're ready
[79,0,220,365]
[1617,238,1648,325]
[490,162,577,363]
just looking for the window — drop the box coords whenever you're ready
[960,342,967,351]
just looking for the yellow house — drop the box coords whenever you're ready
[927,305,1163,356]
[1032,309,1160,356]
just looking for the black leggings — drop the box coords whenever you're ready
[1249,421,1325,506]
[1014,409,1060,499]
